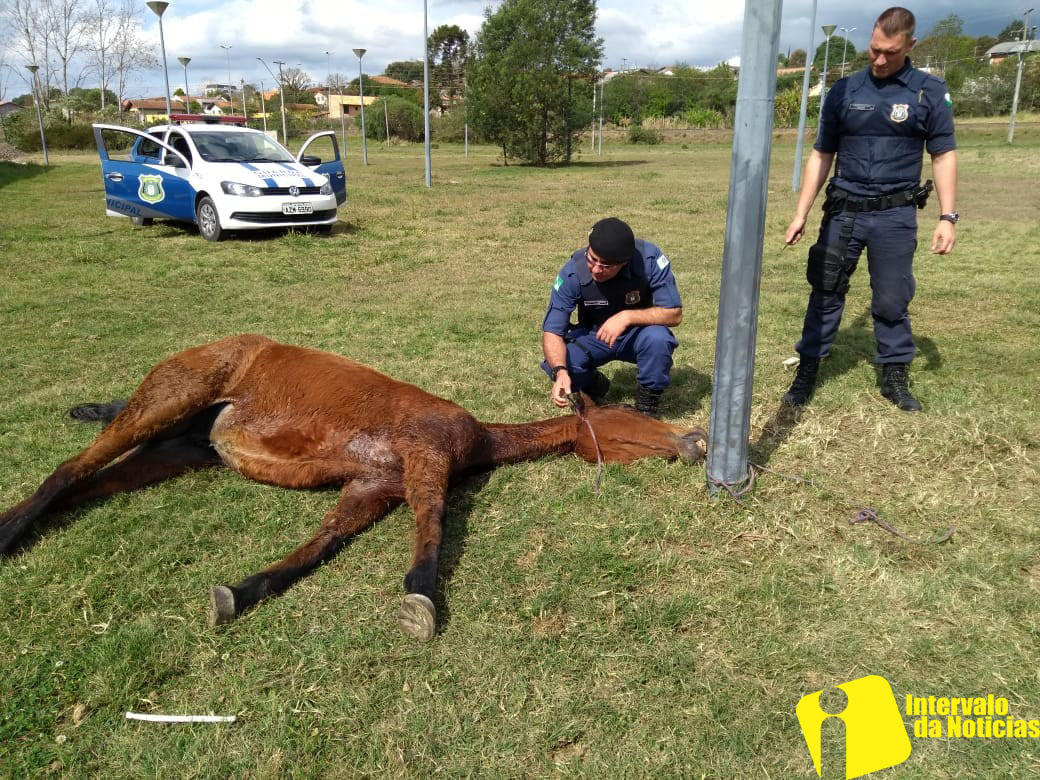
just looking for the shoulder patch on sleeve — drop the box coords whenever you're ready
[553,275,563,291]
[656,255,670,270]
[944,92,952,106]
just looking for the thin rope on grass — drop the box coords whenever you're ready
[720,460,957,545]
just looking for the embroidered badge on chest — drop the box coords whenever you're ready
[625,290,641,305]
[889,104,909,123]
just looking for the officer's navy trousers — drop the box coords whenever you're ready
[796,205,918,364]
[541,325,678,392]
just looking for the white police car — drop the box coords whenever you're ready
[92,115,346,241]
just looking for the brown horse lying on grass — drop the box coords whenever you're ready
[0,334,706,640]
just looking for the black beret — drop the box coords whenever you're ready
[588,217,635,265]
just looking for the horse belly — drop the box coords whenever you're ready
[209,405,400,488]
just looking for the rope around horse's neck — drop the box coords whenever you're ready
[568,395,604,496]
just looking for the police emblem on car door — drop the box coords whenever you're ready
[138,175,165,204]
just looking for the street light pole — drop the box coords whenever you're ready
[353,48,368,165]
[792,0,818,191]
[1008,8,1034,144]
[839,26,856,78]
[422,0,432,186]
[177,56,190,112]
[220,44,233,105]
[259,79,267,133]
[257,57,288,143]
[817,25,836,126]
[25,64,48,165]
[325,51,334,123]
[145,1,173,121]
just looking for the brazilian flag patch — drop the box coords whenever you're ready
[553,275,563,291]
[944,92,953,106]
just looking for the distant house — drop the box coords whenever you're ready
[986,40,1040,64]
[307,86,328,108]
[121,97,186,123]
[0,100,25,119]
[326,94,379,120]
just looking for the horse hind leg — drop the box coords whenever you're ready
[1,345,246,554]
[69,399,128,425]
[209,479,402,626]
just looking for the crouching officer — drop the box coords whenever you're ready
[541,217,683,418]
[783,6,958,412]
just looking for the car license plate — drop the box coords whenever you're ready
[281,202,313,215]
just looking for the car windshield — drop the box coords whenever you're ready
[188,131,295,163]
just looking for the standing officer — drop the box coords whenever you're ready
[783,6,958,412]
[542,217,683,418]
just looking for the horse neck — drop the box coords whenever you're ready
[473,416,581,467]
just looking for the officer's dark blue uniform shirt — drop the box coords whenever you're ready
[815,58,956,197]
[542,239,682,336]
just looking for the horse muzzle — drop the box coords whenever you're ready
[677,429,708,463]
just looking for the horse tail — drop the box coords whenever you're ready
[69,399,128,425]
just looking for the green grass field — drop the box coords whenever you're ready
[1,125,1038,777]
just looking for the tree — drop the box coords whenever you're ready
[997,20,1025,43]
[789,49,806,68]
[42,0,89,109]
[384,60,423,83]
[279,66,312,104]
[913,14,973,75]
[467,0,602,165]
[84,0,116,109]
[366,95,424,141]
[110,0,156,111]
[5,0,50,107]
[428,23,469,108]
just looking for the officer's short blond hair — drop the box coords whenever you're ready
[875,7,916,42]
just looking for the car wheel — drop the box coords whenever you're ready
[196,196,224,242]
[130,215,154,227]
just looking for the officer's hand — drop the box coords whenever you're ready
[596,313,630,348]
[931,221,956,255]
[552,374,572,408]
[785,216,807,246]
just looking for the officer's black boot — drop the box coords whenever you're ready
[586,370,611,404]
[634,384,664,419]
[782,356,820,406]
[880,363,922,412]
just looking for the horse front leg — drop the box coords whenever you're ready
[209,478,402,625]
[397,452,452,641]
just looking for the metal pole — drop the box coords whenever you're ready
[241,78,247,120]
[816,26,835,126]
[325,50,333,122]
[839,27,856,78]
[384,97,390,146]
[591,76,596,149]
[221,43,233,106]
[706,0,783,495]
[25,64,48,165]
[599,79,605,154]
[422,0,432,187]
[792,0,818,191]
[1008,9,1034,144]
[354,48,368,165]
[260,80,267,133]
[275,60,288,144]
[339,82,346,156]
[177,56,191,113]
[146,2,173,120]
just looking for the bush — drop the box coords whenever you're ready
[365,96,425,142]
[430,109,486,143]
[681,106,726,128]
[3,111,99,151]
[627,123,663,145]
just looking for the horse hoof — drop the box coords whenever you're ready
[396,593,436,641]
[209,585,237,626]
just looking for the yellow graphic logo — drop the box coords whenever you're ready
[797,675,911,779]
[138,174,165,204]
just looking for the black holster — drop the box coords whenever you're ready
[806,239,851,295]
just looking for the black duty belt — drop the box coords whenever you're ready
[824,180,932,214]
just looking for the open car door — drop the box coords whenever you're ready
[92,124,196,222]
[297,131,347,206]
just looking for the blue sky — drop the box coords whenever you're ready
[2,0,1027,100]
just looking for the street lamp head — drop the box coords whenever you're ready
[353,48,367,59]
[822,24,836,36]
[177,56,191,66]
[146,1,169,18]
[26,64,40,74]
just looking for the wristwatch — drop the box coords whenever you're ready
[939,212,959,224]
[550,365,568,381]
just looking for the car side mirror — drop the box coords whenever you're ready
[300,155,322,167]
[168,154,188,169]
